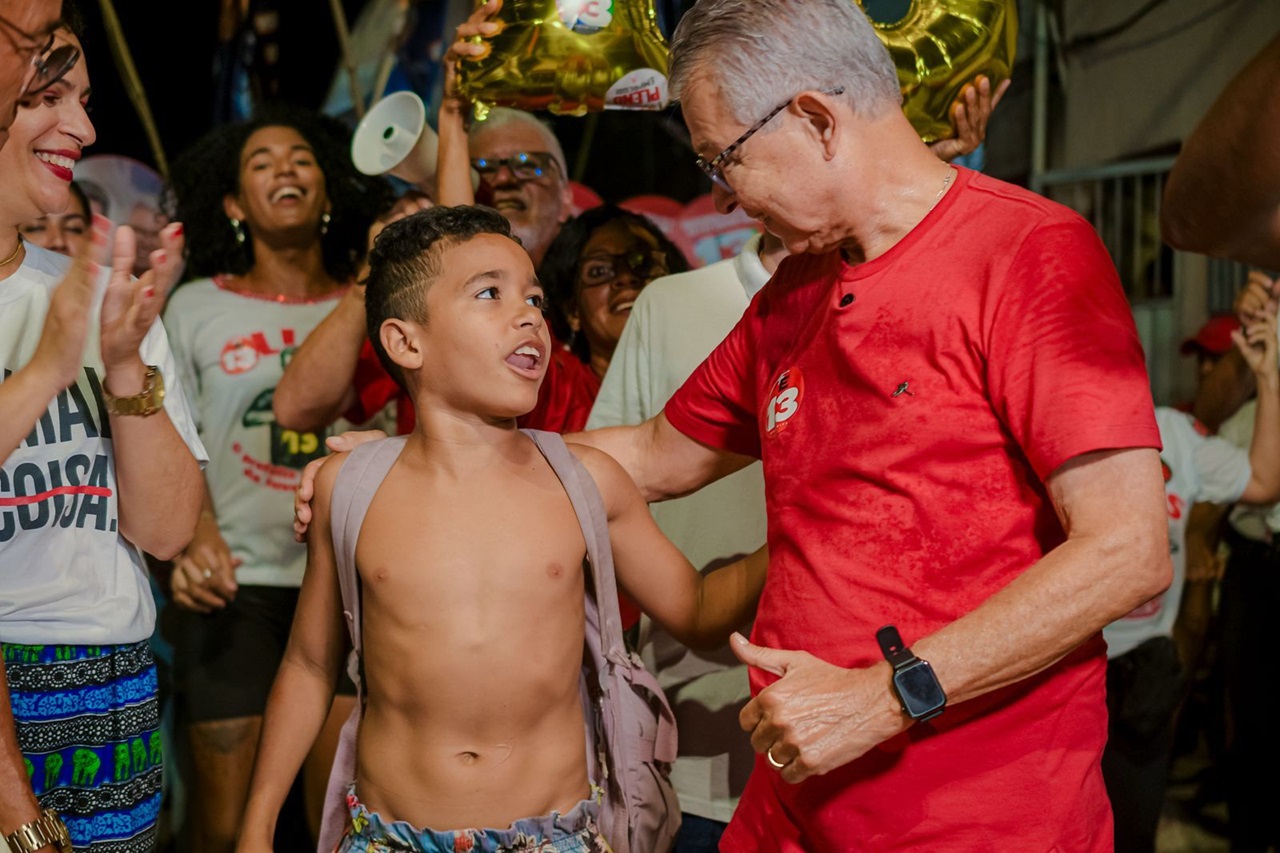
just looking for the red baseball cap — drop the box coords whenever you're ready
[1180,315,1240,356]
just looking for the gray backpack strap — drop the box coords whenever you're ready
[523,430,622,654]
[329,436,409,667]
[318,435,407,853]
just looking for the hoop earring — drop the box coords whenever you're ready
[320,212,331,236]
[229,218,246,245]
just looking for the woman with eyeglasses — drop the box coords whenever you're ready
[539,205,690,383]
[0,15,206,852]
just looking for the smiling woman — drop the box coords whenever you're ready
[160,107,390,851]
[538,204,689,383]
[0,16,209,853]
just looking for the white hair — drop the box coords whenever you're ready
[469,107,569,177]
[669,0,901,124]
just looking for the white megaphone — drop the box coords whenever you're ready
[351,90,439,185]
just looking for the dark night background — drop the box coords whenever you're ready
[72,0,715,205]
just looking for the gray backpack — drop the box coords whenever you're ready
[317,430,681,853]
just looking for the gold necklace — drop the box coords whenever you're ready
[931,165,955,210]
[0,240,22,267]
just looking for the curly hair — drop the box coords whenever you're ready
[537,204,690,363]
[165,104,393,282]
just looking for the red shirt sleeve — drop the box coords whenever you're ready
[985,218,1162,480]
[663,304,764,459]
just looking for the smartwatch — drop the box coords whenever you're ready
[876,624,946,723]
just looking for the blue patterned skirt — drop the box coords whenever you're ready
[4,640,162,853]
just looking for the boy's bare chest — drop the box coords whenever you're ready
[355,470,589,611]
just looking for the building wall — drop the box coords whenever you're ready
[1058,0,1279,169]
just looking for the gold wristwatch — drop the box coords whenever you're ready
[4,808,72,852]
[102,364,166,417]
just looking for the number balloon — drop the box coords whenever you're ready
[857,0,1018,142]
[457,0,670,117]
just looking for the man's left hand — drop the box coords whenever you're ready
[731,633,909,784]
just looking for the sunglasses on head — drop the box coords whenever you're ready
[0,14,79,101]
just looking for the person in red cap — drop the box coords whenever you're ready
[1181,313,1243,383]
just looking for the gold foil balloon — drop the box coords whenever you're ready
[857,0,1018,143]
[457,0,670,117]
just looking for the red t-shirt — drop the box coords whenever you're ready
[344,336,601,435]
[664,168,1161,851]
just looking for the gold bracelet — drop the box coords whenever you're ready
[102,364,166,417]
[4,809,72,853]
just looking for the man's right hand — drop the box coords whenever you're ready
[293,430,388,541]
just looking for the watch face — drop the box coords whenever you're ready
[895,660,946,720]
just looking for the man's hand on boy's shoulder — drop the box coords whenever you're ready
[293,430,388,541]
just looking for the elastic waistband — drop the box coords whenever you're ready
[341,783,607,852]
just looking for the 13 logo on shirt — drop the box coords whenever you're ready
[765,367,804,437]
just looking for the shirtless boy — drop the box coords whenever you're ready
[236,205,766,852]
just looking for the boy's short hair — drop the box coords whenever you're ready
[365,205,519,391]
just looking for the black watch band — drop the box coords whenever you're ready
[876,624,947,723]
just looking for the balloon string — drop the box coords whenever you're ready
[573,112,599,183]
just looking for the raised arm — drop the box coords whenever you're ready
[732,446,1170,783]
[436,2,503,207]
[272,287,364,431]
[238,454,349,851]
[577,443,766,649]
[569,413,754,502]
[104,225,204,559]
[1193,272,1277,431]
[1161,32,1280,268]
[1232,309,1280,504]
[273,192,430,433]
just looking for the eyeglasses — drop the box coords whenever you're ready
[0,14,80,100]
[471,152,562,184]
[578,250,668,289]
[695,86,845,192]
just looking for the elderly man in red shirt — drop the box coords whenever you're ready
[577,1,1169,849]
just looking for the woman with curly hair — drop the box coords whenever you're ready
[539,205,689,387]
[160,105,390,852]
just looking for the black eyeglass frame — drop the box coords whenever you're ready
[577,249,669,289]
[470,151,563,183]
[695,86,846,192]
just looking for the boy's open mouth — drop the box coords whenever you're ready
[505,343,544,375]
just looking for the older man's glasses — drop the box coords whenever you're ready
[579,250,668,288]
[695,86,846,192]
[0,14,79,100]
[471,152,561,184]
